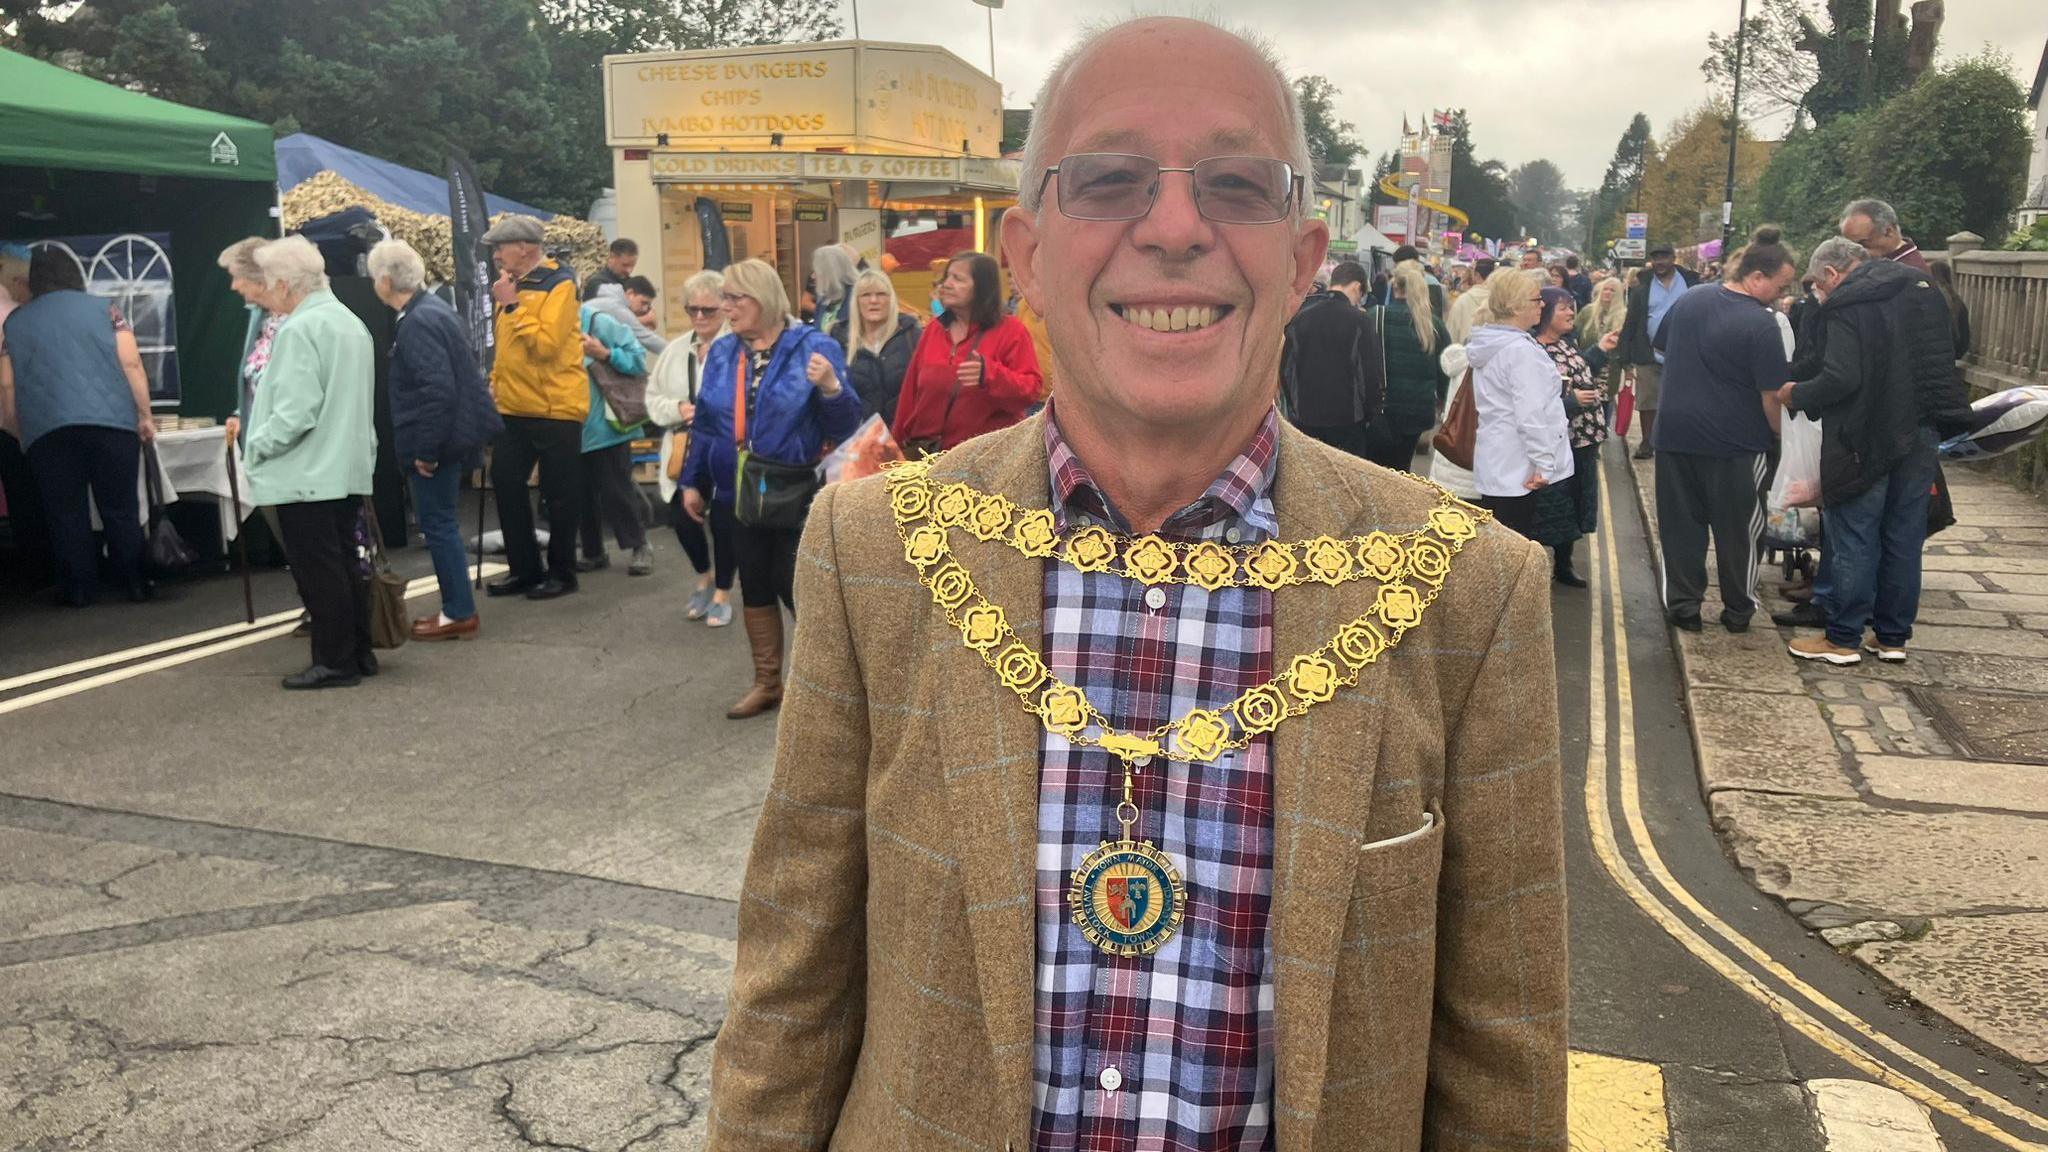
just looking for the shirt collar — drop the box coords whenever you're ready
[1043,399,1279,539]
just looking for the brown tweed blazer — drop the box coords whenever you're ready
[706,415,1568,1152]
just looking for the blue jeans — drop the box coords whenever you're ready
[410,465,475,621]
[1818,428,1937,649]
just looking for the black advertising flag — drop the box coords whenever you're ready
[447,150,495,373]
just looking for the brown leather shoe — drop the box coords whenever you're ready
[727,606,785,719]
[411,614,480,642]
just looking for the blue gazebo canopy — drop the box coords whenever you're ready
[276,133,554,220]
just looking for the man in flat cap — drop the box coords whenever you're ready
[481,215,585,600]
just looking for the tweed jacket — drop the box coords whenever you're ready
[706,414,1568,1152]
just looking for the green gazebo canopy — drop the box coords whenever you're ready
[1,48,278,418]
[0,48,275,182]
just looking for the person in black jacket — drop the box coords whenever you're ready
[1778,236,1965,666]
[1615,245,1700,458]
[829,269,920,426]
[1281,260,1384,458]
[370,239,504,641]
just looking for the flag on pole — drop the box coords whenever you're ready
[971,0,1002,7]
[447,150,495,373]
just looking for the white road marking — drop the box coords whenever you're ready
[0,610,302,694]
[0,566,506,716]
[1810,1079,1945,1152]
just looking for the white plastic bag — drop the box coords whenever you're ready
[1771,413,1822,510]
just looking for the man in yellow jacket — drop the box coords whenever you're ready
[483,215,586,600]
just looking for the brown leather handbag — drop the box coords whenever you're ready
[1431,368,1478,470]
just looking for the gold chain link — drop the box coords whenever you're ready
[883,456,1492,765]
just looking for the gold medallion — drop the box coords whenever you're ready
[1069,837,1185,957]
[1067,755,1187,958]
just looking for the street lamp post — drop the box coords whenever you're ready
[1722,0,1748,255]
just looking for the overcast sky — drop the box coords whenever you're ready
[848,0,2044,188]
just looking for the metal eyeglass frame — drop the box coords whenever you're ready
[1034,153,1304,225]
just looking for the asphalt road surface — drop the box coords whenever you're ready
[1,446,2043,1150]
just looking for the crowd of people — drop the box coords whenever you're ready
[1278,195,1970,666]
[0,156,1969,688]
[0,213,1058,698]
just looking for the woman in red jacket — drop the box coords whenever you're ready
[891,252,1042,455]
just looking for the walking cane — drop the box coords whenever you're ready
[224,432,255,624]
[474,449,488,589]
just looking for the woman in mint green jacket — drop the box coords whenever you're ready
[576,301,652,575]
[243,236,379,691]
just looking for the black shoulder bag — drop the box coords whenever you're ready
[733,346,821,530]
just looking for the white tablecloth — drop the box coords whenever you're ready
[91,425,255,543]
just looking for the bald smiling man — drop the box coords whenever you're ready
[704,17,1568,1152]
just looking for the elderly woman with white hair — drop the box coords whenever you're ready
[369,238,502,641]
[646,267,736,625]
[243,234,379,689]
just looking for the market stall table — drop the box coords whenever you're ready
[90,424,254,545]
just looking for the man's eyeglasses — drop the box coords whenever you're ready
[685,305,721,317]
[1037,153,1301,225]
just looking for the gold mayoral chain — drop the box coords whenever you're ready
[882,454,1491,957]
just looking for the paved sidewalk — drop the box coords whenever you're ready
[1624,433,2048,1074]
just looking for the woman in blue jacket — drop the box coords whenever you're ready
[680,258,860,719]
[370,239,503,640]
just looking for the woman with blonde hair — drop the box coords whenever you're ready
[829,268,920,425]
[1467,266,1572,539]
[646,268,735,624]
[679,258,862,718]
[1363,261,1450,472]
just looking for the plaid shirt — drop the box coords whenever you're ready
[1031,406,1280,1152]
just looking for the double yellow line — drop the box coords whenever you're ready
[1586,474,2048,1151]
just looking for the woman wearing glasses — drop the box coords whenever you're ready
[679,259,860,718]
[647,269,735,625]
[830,268,920,426]
[890,251,1041,457]
[1468,266,1574,539]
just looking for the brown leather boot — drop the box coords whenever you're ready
[727,607,785,719]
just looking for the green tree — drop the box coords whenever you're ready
[1860,54,2030,245]
[0,0,841,216]
[1508,159,1569,245]
[1294,75,1363,169]
[1755,114,1862,249]
[1759,53,2029,249]
[1444,110,1517,240]
[1704,0,1941,127]
[1368,149,1400,207]
[1585,113,1654,253]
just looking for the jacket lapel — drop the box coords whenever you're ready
[1267,426,1396,1145]
[926,418,1053,1137]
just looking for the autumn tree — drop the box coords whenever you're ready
[1638,102,1773,249]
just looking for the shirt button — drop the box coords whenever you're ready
[1099,1065,1123,1092]
[1144,587,1167,611]
[1225,527,1243,544]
